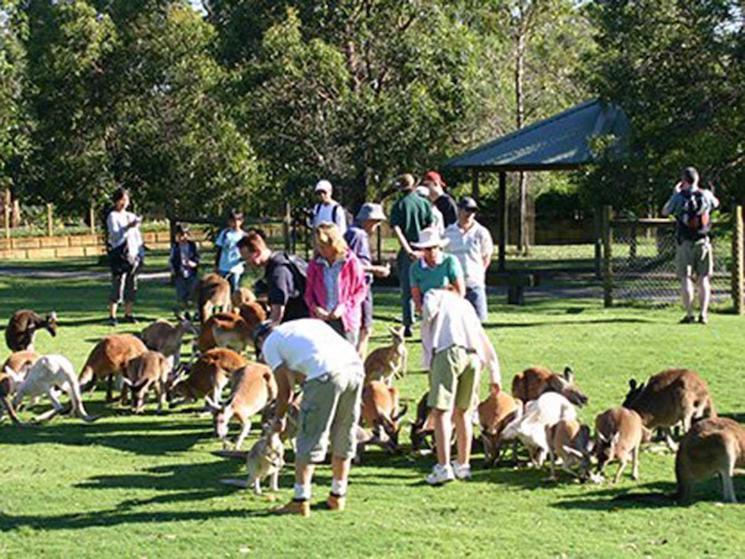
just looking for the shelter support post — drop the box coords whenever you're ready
[471,170,480,201]
[3,189,10,239]
[498,172,507,272]
[733,205,744,315]
[593,207,602,279]
[602,205,613,307]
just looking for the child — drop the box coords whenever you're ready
[215,209,247,292]
[170,224,200,311]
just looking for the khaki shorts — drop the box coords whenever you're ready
[296,369,363,463]
[427,345,480,411]
[676,239,713,279]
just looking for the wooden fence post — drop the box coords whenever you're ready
[733,205,744,315]
[602,205,613,307]
[46,203,54,236]
[629,219,637,264]
[3,189,10,239]
[593,208,602,279]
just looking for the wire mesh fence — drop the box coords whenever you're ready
[607,218,731,305]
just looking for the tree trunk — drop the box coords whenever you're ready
[515,23,529,255]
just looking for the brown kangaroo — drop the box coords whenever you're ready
[511,366,588,407]
[594,407,645,483]
[197,273,232,323]
[478,385,522,467]
[359,380,408,457]
[79,334,148,403]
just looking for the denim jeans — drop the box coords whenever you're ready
[220,270,242,293]
[466,285,488,322]
[397,251,415,327]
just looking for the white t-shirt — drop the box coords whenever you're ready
[312,202,347,233]
[445,220,493,288]
[107,210,143,259]
[261,318,363,381]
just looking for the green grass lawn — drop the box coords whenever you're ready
[1,273,745,558]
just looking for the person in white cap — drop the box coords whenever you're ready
[416,186,444,235]
[409,226,465,314]
[311,179,347,234]
[344,203,391,356]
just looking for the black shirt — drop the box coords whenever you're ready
[265,251,310,322]
[435,193,458,228]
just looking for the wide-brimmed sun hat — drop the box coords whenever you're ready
[356,203,386,222]
[411,227,449,249]
[396,173,416,190]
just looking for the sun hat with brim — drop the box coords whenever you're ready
[411,227,450,249]
[314,179,333,193]
[356,203,386,222]
[396,173,416,190]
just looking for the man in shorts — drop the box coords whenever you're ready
[662,166,720,324]
[255,318,364,516]
[419,289,501,485]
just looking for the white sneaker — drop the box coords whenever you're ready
[426,463,455,486]
[451,461,472,480]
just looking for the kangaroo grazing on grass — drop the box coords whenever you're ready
[0,351,40,423]
[206,362,277,450]
[675,417,745,503]
[168,347,247,408]
[363,326,407,385]
[140,314,197,367]
[594,407,644,483]
[410,391,436,452]
[197,273,232,323]
[501,392,578,467]
[511,366,588,407]
[231,287,256,309]
[11,354,97,423]
[5,310,57,352]
[623,369,715,450]
[122,351,174,413]
[546,419,594,481]
[478,385,522,468]
[79,334,148,403]
[196,302,266,354]
[358,381,408,459]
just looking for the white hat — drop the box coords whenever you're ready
[411,227,449,249]
[314,180,332,194]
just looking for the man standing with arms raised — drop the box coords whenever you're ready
[390,174,433,337]
[662,166,720,324]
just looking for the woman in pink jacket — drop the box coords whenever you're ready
[305,222,368,348]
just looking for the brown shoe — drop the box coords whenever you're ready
[271,499,310,517]
[326,494,346,511]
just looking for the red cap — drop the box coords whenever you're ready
[422,171,446,187]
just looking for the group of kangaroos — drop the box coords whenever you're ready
[1,283,743,504]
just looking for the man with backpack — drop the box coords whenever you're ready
[238,230,310,324]
[662,166,720,324]
[311,180,347,234]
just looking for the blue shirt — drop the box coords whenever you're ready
[344,224,373,284]
[318,257,344,311]
[215,228,246,274]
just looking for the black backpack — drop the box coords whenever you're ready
[677,190,711,241]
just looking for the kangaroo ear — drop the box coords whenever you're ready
[563,366,574,382]
[48,311,58,321]
[629,379,637,390]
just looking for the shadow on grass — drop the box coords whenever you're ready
[482,317,651,329]
[0,416,210,455]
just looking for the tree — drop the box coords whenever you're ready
[582,0,745,212]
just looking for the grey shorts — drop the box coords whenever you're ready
[360,289,373,330]
[296,370,363,463]
[676,239,713,279]
[110,266,140,304]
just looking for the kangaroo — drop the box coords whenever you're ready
[478,385,522,468]
[207,362,277,450]
[358,381,408,458]
[11,354,97,423]
[5,310,57,352]
[168,347,247,408]
[197,273,232,323]
[512,366,588,407]
[220,428,285,495]
[364,326,407,385]
[547,419,594,481]
[623,369,715,450]
[140,314,197,367]
[79,334,148,403]
[0,351,40,424]
[196,302,266,354]
[410,391,436,452]
[501,392,578,467]
[676,417,745,503]
[231,287,256,309]
[122,351,175,413]
[594,407,644,483]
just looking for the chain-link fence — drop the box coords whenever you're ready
[606,217,731,305]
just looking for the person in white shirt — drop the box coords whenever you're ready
[256,318,363,517]
[106,187,144,326]
[311,180,347,234]
[417,186,444,235]
[445,197,494,322]
[419,289,501,485]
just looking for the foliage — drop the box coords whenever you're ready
[580,0,745,212]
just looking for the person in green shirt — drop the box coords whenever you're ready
[389,173,433,337]
[409,227,465,313]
